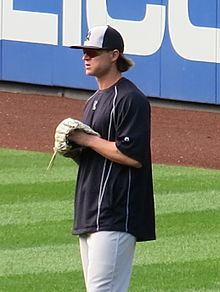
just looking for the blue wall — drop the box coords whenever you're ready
[0,0,220,104]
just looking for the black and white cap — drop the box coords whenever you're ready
[70,25,133,72]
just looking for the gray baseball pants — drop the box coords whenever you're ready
[79,231,136,292]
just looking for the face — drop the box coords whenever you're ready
[82,48,119,77]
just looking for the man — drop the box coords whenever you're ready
[69,25,156,292]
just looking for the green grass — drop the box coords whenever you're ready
[0,148,220,291]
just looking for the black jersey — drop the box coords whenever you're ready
[73,77,156,242]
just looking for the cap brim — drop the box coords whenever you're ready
[70,45,103,50]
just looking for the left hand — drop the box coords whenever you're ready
[68,129,96,147]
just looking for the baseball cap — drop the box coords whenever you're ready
[70,25,134,72]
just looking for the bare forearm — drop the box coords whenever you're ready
[68,131,141,168]
[86,135,142,168]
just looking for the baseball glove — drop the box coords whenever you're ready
[47,118,100,170]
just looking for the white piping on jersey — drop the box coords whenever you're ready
[96,161,113,230]
[125,169,132,232]
[86,90,98,104]
[96,86,118,231]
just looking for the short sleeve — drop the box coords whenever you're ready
[115,92,151,165]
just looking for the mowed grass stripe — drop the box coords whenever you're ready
[130,259,220,291]
[155,190,220,215]
[1,189,219,226]
[1,260,219,292]
[0,167,77,185]
[154,163,220,178]
[0,181,74,204]
[0,271,85,292]
[1,207,219,251]
[0,200,72,226]
[0,148,73,170]
[1,209,219,250]
[0,243,81,277]
[0,148,77,185]
[0,220,76,249]
[134,233,220,266]
[153,164,220,194]
[157,209,220,238]
[1,233,219,277]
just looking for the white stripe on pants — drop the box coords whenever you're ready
[79,231,136,292]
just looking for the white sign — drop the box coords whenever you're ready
[0,0,220,63]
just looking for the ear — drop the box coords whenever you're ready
[112,50,120,62]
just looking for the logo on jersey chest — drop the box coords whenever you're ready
[92,100,98,111]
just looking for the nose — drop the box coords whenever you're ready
[82,52,90,60]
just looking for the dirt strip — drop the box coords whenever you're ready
[0,91,220,169]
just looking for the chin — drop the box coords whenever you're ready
[85,70,95,76]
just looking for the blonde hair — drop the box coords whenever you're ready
[117,54,134,72]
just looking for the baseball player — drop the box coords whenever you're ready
[58,25,156,291]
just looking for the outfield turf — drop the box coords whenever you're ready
[0,148,220,291]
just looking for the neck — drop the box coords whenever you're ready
[96,70,122,90]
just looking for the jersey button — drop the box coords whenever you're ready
[124,136,130,142]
